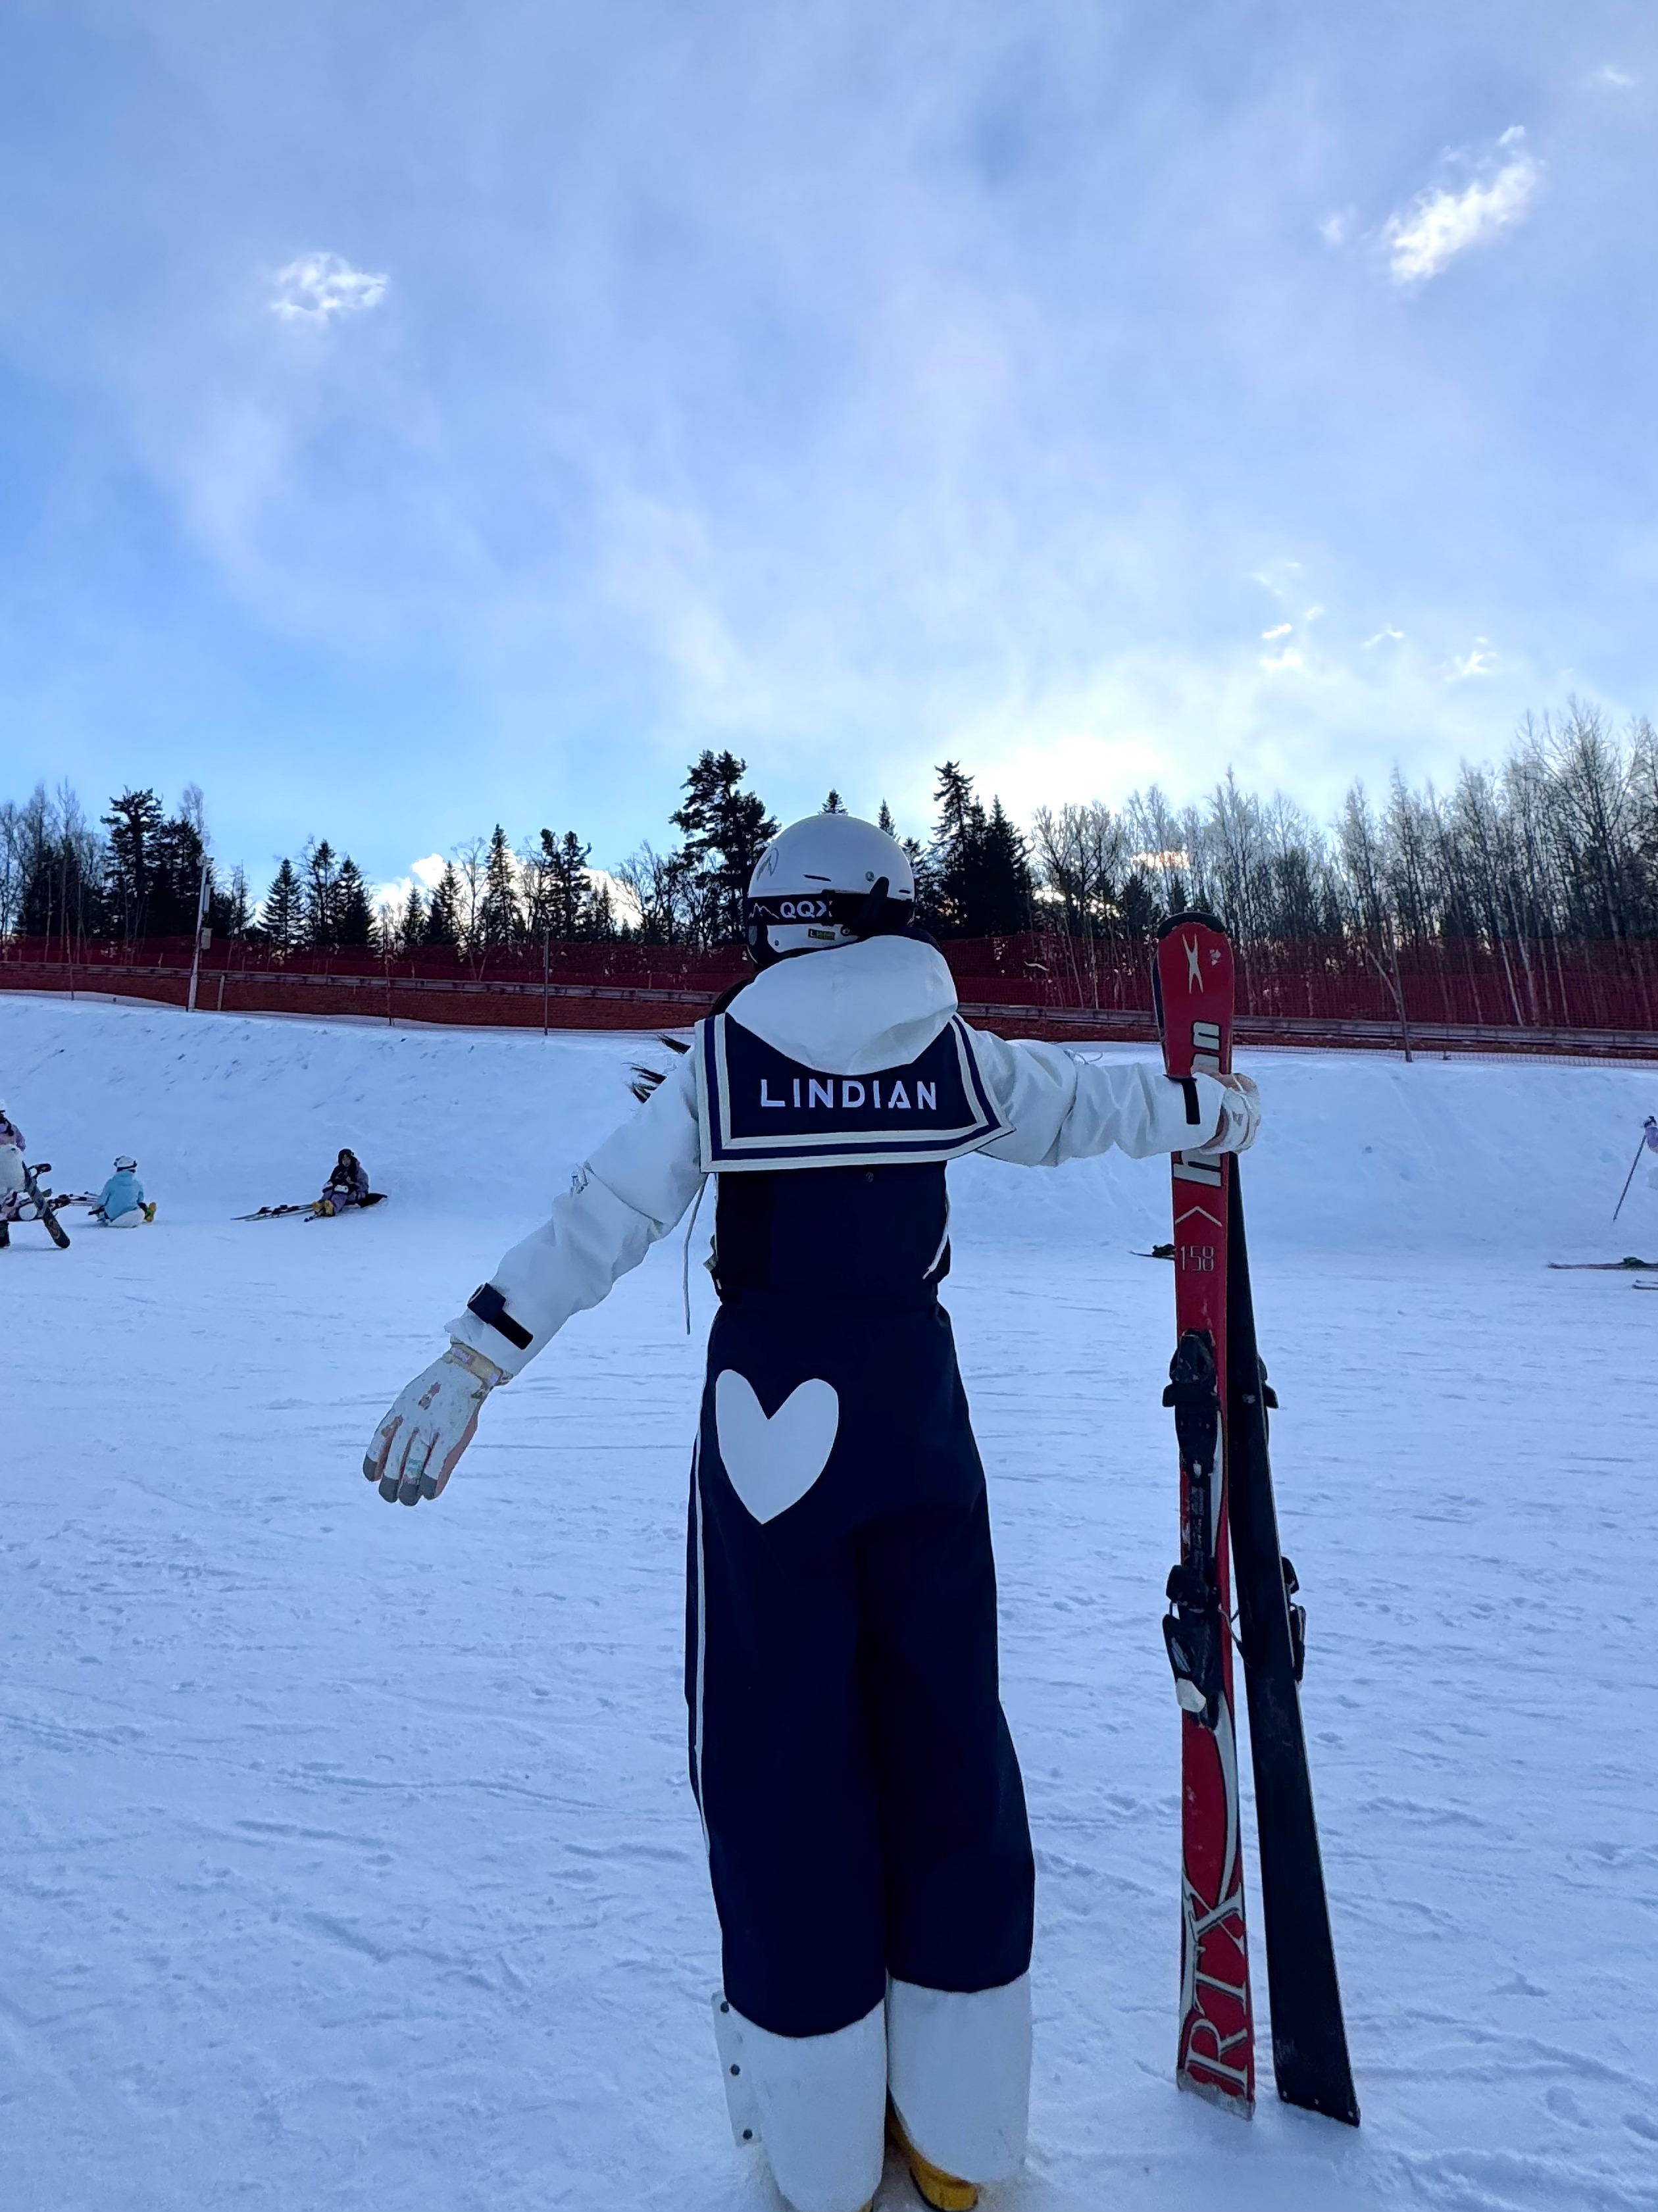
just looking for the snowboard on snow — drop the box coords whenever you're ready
[1152,911,1359,2128]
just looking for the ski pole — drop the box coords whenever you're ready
[1613,1135,1646,1222]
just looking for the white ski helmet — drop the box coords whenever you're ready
[744,814,916,963]
[114,1156,138,1172]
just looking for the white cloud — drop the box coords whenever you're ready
[1319,209,1353,247]
[1303,604,1325,621]
[1384,131,1540,286]
[1364,626,1405,648]
[371,855,445,912]
[270,251,389,322]
[1261,621,1292,640]
[1260,646,1305,673]
[1595,64,1636,88]
[1447,638,1496,680]
[590,867,642,930]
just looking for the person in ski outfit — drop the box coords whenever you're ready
[363,815,1261,2212]
[0,1104,27,1237]
[0,1103,25,1198]
[320,1149,370,1212]
[1645,1115,1658,1190]
[93,1157,150,1227]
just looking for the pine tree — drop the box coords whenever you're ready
[301,840,341,948]
[334,857,374,947]
[587,878,616,940]
[424,863,462,947]
[524,828,595,940]
[976,797,1034,936]
[878,800,896,836]
[150,808,208,936]
[670,751,779,943]
[929,762,986,936]
[102,788,166,940]
[551,830,591,938]
[905,837,941,932]
[261,859,302,949]
[480,824,521,945]
[823,790,846,813]
[398,882,427,951]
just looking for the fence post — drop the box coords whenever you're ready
[186,855,211,1013]
[1365,923,1413,1063]
[543,928,550,1038]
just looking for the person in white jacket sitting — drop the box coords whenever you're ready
[363,813,1259,2212]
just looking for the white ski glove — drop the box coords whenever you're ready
[1205,1073,1261,1154]
[362,1342,507,1507]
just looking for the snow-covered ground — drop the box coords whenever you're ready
[4,992,1658,2212]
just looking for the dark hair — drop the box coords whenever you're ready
[626,974,759,1103]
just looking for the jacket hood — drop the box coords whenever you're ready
[728,934,958,1076]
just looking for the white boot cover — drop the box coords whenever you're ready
[886,1972,1032,2184]
[106,1208,144,1228]
[711,1993,886,2212]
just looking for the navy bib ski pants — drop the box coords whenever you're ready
[685,1162,1036,2042]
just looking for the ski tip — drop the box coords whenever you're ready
[1156,909,1228,942]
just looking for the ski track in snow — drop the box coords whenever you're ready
[3,994,1657,2211]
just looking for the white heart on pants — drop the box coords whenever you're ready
[713,1370,840,1526]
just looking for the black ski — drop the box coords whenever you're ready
[1224,1164,1359,2124]
[1547,1257,1657,1272]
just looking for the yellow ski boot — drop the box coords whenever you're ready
[886,2099,978,2210]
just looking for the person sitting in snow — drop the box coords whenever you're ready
[0,1101,24,1216]
[361,813,1261,2212]
[318,1148,370,1215]
[0,1099,27,1246]
[93,1157,153,1227]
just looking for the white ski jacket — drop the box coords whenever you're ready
[449,936,1241,1378]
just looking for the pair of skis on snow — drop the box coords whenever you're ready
[1151,911,1361,2128]
[234,1194,388,1222]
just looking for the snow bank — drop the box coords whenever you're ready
[4,992,1655,1257]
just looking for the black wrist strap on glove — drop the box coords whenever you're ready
[467,1282,532,1351]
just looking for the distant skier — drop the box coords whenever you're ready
[317,1148,370,1215]
[361,815,1261,2212]
[93,1157,154,1228]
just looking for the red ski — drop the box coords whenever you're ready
[1153,912,1254,2114]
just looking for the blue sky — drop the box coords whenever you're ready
[2,0,1655,896]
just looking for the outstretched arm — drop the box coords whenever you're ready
[363,1048,704,1505]
[446,1047,703,1373]
[970,1031,1258,1167]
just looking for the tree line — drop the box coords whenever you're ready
[5,702,1657,965]
[0,749,1036,955]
